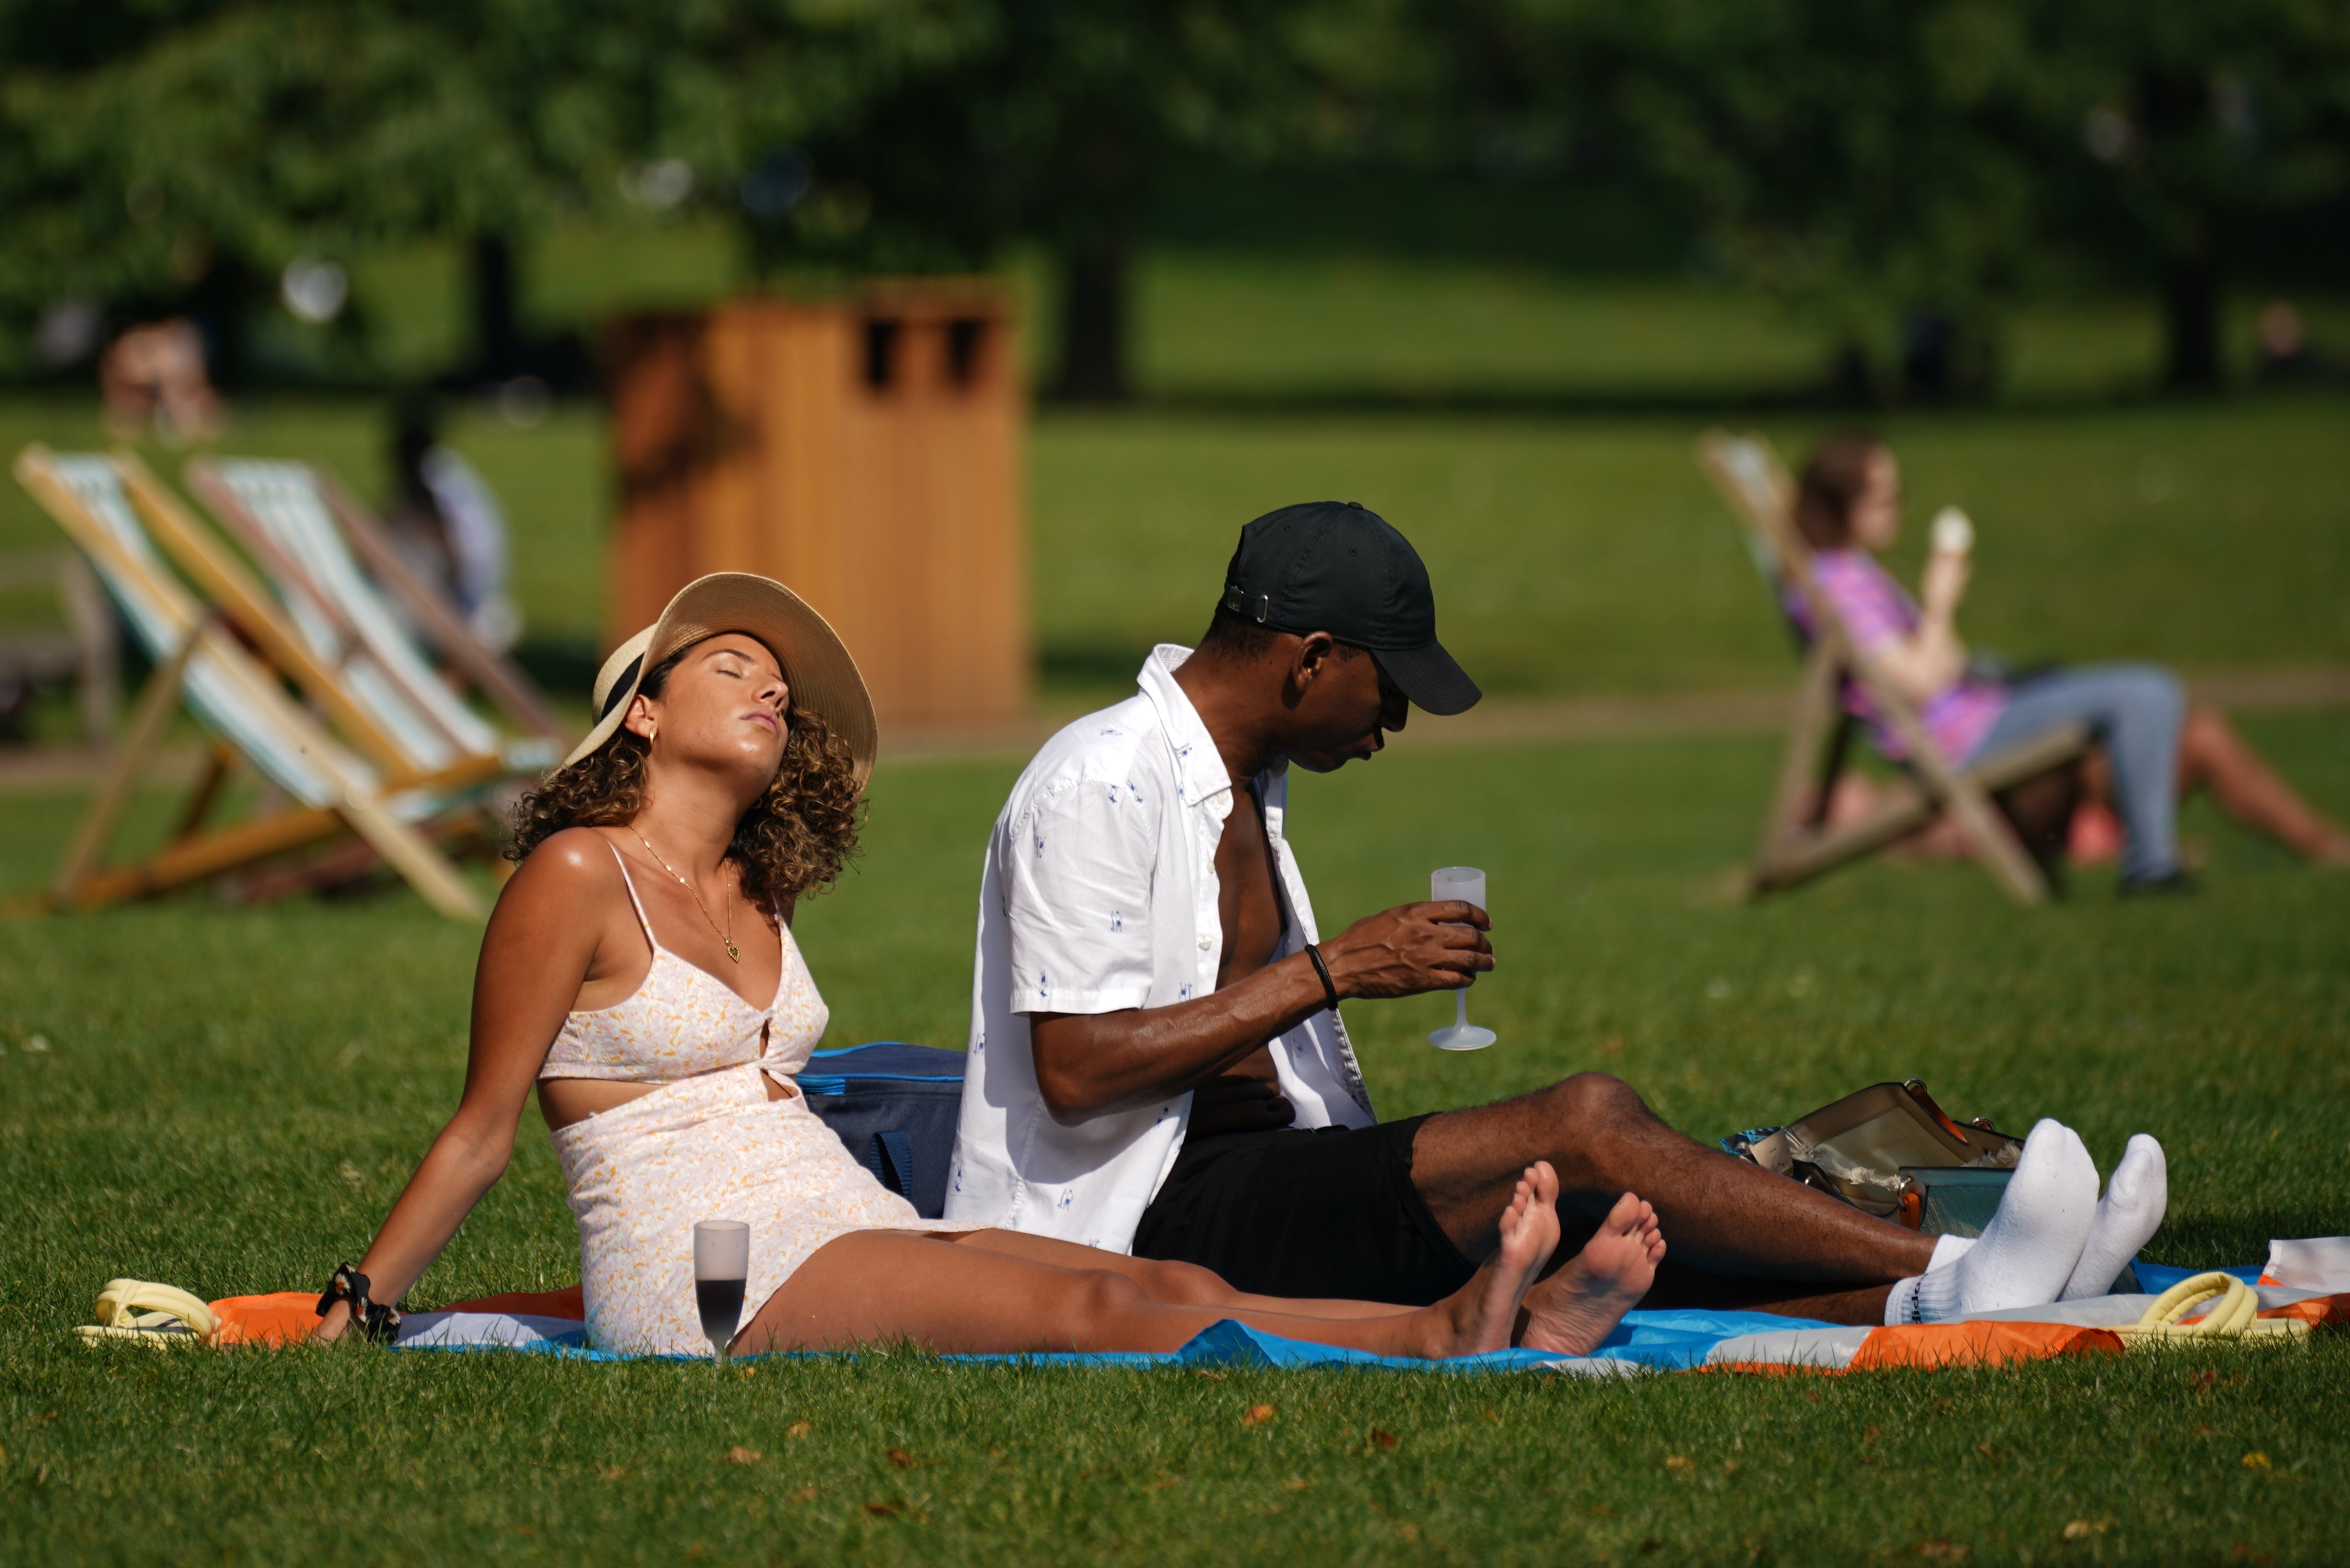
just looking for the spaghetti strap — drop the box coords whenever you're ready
[605,841,660,950]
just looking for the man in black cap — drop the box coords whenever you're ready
[946,502,1953,1331]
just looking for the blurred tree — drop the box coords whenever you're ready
[1,1,535,379]
[1409,0,2350,396]
[777,0,1330,401]
[1389,0,2046,400]
[2032,0,2350,390]
[10,0,2336,398]
[0,0,1316,399]
[0,0,970,382]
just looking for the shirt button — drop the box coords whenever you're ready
[1197,936,1214,951]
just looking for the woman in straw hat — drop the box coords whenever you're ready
[315,573,1663,1358]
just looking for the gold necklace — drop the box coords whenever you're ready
[627,825,740,962]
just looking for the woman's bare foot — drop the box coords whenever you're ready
[1516,1192,1667,1355]
[1420,1162,1562,1357]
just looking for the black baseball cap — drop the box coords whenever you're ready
[1218,501,1482,715]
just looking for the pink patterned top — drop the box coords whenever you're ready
[1787,550,2008,763]
[538,846,828,1085]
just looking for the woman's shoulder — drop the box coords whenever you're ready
[1811,548,1885,581]
[526,825,623,873]
[1811,549,1903,603]
[500,827,627,909]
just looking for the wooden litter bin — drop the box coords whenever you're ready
[607,280,1028,732]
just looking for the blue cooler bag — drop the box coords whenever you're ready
[800,1043,967,1219]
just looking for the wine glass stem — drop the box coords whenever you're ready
[1456,989,1469,1029]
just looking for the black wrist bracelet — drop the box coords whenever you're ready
[1305,944,1341,1013]
[316,1261,403,1343]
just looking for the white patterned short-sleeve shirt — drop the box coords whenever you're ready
[944,644,1375,1252]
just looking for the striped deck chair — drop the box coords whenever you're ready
[14,446,489,920]
[1697,431,2088,905]
[188,458,565,747]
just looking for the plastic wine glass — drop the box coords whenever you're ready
[1427,866,1496,1051]
[694,1218,751,1364]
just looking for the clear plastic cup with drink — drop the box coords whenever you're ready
[693,1218,750,1362]
[1427,866,1496,1051]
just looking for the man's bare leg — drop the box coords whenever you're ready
[1609,1262,1902,1324]
[1410,1073,1933,1323]
[737,1167,1565,1358]
[1517,1190,1669,1354]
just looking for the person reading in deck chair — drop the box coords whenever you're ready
[1792,434,2350,890]
[314,571,1665,1358]
[946,502,2171,1331]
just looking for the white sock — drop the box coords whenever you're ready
[2058,1134,2167,1300]
[1885,1235,1976,1324]
[1885,1121,2098,1324]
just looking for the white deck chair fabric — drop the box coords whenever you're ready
[1715,436,1788,586]
[208,459,503,769]
[43,456,436,824]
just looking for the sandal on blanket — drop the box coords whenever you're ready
[2113,1271,2306,1344]
[73,1279,220,1347]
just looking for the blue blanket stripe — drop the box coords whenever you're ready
[391,1307,1839,1371]
[401,1269,2285,1367]
[2133,1263,2265,1292]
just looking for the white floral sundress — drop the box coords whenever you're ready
[542,846,974,1355]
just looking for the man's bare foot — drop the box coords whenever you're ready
[1421,1163,1561,1357]
[1516,1191,1666,1355]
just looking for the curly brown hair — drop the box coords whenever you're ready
[506,648,863,909]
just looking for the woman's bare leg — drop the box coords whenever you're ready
[2178,705,2350,863]
[735,1166,1566,1358]
[951,1228,1416,1319]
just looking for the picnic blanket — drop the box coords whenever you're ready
[142,1238,2347,1376]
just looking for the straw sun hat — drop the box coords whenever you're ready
[561,573,878,785]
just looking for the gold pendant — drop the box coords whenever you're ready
[724,939,742,963]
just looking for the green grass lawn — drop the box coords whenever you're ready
[4,710,2347,1562]
[3,394,2344,715]
[2,252,2346,1558]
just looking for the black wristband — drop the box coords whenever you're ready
[316,1262,403,1343]
[1305,944,1341,1013]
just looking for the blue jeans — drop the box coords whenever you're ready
[1968,662,2185,882]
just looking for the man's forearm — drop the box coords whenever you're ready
[1030,952,1329,1122]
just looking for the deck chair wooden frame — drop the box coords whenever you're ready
[188,458,563,743]
[14,445,490,920]
[183,456,563,774]
[1698,430,2089,905]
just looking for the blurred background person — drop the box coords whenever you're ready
[98,319,223,444]
[2255,300,2324,383]
[385,398,523,653]
[1793,434,2350,890]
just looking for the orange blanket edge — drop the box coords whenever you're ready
[1850,1320,2124,1370]
[2260,1292,2349,1327]
[208,1285,588,1346]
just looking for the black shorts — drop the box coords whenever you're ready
[1129,1115,1476,1306]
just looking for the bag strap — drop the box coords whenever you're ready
[869,1130,917,1198]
